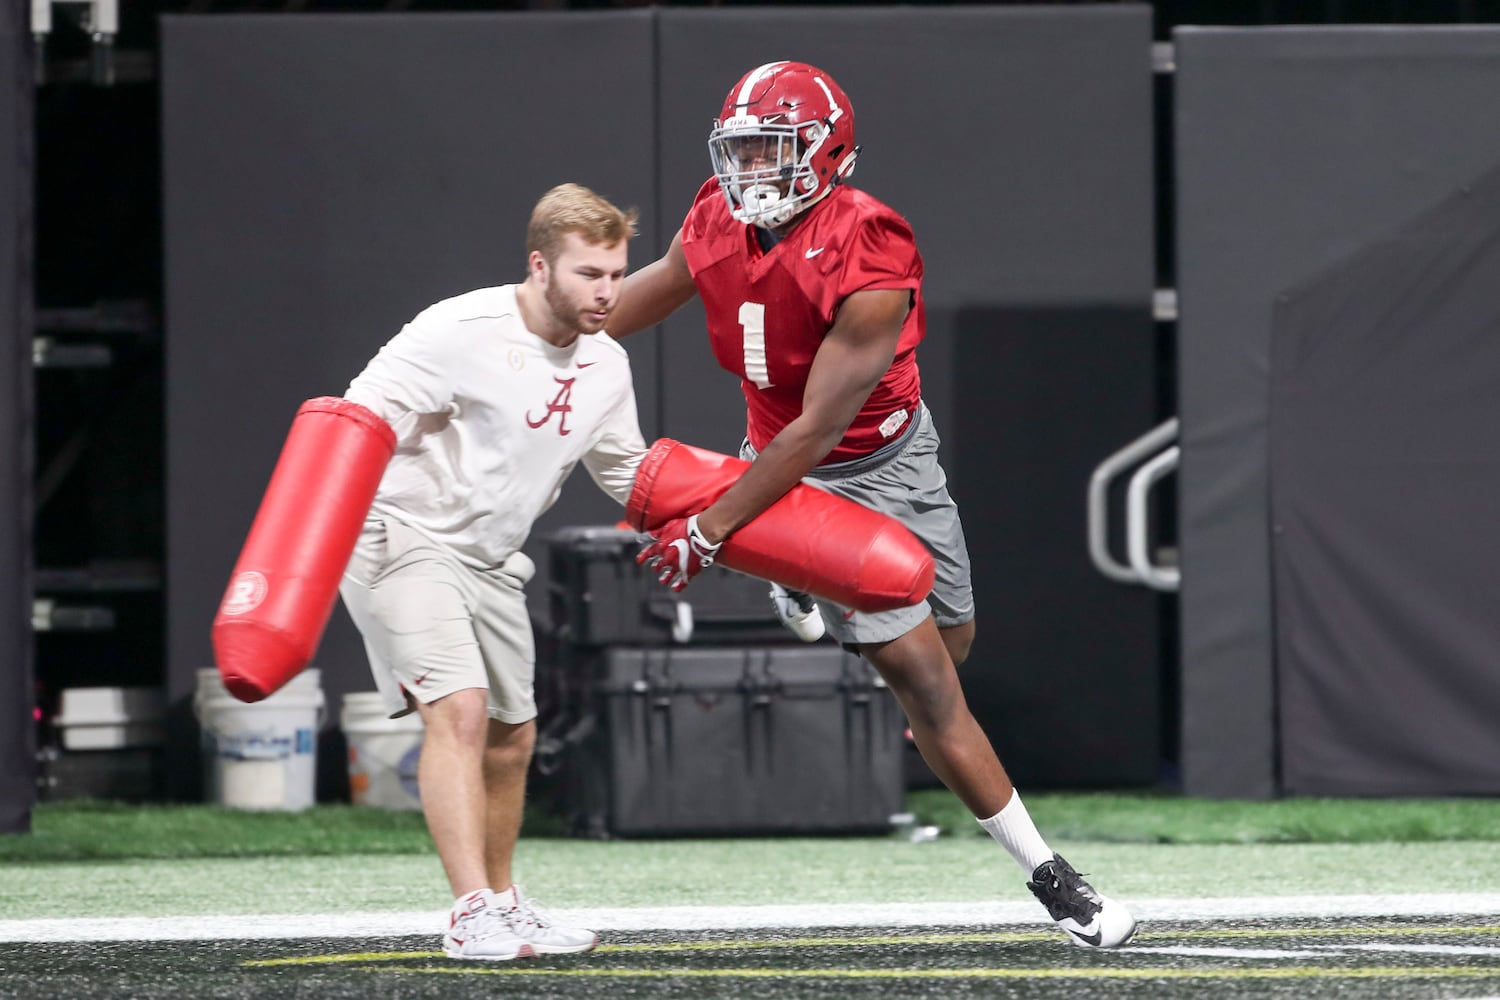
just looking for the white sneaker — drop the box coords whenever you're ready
[770,583,826,642]
[496,884,598,955]
[444,889,534,961]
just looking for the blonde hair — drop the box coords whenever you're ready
[527,183,639,266]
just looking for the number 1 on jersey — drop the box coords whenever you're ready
[739,301,773,389]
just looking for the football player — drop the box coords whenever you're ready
[612,61,1137,949]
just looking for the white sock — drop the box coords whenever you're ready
[493,884,521,908]
[977,792,1056,876]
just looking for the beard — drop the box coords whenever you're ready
[545,279,607,335]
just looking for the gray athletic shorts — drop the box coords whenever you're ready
[741,402,975,646]
[339,510,537,724]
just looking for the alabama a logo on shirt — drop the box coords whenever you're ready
[526,375,575,436]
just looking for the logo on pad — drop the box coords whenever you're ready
[221,570,268,616]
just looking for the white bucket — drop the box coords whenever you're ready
[195,668,325,811]
[54,686,167,750]
[340,692,424,810]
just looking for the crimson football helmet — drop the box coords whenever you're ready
[708,61,860,229]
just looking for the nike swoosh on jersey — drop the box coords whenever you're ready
[804,247,826,259]
[577,361,599,369]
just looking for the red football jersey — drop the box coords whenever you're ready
[680,178,925,464]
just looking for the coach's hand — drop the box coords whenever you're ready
[637,514,722,592]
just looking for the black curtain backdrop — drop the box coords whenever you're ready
[954,306,1159,788]
[1,2,35,834]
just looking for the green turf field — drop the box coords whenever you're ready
[4,789,1500,917]
[4,840,1500,918]
[9,787,1500,863]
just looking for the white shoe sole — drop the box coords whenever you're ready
[443,941,537,961]
[527,935,599,955]
[1061,910,1138,949]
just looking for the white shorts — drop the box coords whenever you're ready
[339,510,537,724]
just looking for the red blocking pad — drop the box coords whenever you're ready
[626,438,934,613]
[211,398,395,702]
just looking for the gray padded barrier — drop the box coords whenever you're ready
[1174,26,1500,797]
[1271,164,1500,795]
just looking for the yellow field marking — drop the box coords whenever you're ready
[346,964,1500,981]
[244,924,1500,968]
[241,937,1020,968]
[603,931,1056,952]
[243,932,1053,966]
[243,951,435,967]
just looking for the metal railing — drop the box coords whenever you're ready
[1087,418,1180,592]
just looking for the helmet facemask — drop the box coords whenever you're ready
[709,118,832,229]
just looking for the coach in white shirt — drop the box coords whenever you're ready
[340,184,644,962]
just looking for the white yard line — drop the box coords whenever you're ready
[1,893,1498,942]
[1126,946,1327,958]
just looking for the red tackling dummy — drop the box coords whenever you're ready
[211,397,395,702]
[625,438,934,613]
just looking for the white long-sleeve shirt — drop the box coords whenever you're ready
[345,284,645,570]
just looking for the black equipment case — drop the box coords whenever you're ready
[547,525,796,646]
[558,645,906,838]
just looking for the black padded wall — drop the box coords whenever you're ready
[163,6,1160,797]
[161,13,659,795]
[0,3,34,833]
[655,6,1160,787]
[1174,26,1500,797]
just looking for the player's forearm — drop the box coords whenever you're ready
[694,417,842,544]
